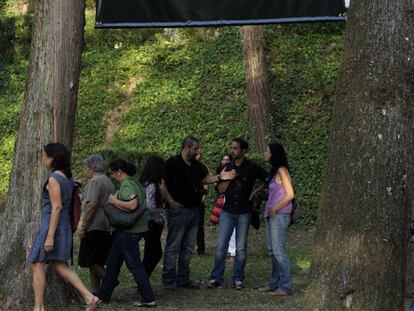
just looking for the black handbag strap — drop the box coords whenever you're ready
[122,195,137,202]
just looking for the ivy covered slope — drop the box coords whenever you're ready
[268,24,344,222]
[75,23,251,171]
[0,4,344,223]
[0,1,32,205]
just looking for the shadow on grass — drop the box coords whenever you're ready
[67,225,313,310]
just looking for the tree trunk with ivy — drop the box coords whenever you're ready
[240,25,271,153]
[0,0,84,307]
[303,1,414,310]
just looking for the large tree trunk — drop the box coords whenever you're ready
[0,0,84,307]
[407,242,414,296]
[407,196,414,295]
[240,25,271,153]
[303,1,414,310]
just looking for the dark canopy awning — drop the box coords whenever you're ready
[96,0,347,28]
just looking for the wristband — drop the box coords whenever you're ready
[217,175,223,182]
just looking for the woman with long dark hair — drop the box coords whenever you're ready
[260,142,294,296]
[27,143,99,311]
[96,158,156,308]
[216,154,231,175]
[139,154,165,277]
[215,154,237,257]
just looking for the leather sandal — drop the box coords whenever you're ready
[258,286,276,292]
[271,289,290,296]
[133,301,157,308]
[85,296,99,311]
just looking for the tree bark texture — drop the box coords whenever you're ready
[304,1,414,310]
[406,241,414,296]
[241,25,271,153]
[0,0,84,306]
[407,191,414,295]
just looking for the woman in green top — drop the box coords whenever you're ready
[96,159,156,308]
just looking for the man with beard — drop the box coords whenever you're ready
[161,137,236,289]
[208,138,270,290]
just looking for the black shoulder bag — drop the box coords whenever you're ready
[102,195,146,229]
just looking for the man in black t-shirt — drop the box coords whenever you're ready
[195,150,209,256]
[161,137,236,289]
[208,138,270,290]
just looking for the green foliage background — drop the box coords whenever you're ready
[0,2,344,223]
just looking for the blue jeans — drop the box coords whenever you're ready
[210,210,252,284]
[162,207,199,285]
[410,299,414,311]
[98,230,155,303]
[266,213,292,293]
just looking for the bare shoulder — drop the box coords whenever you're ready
[278,166,289,175]
[48,175,62,192]
[48,175,59,184]
[277,167,291,181]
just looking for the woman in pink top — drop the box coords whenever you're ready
[260,142,294,296]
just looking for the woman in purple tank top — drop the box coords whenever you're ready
[259,142,294,296]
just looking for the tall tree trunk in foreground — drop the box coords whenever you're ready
[241,25,271,153]
[407,195,414,295]
[0,0,84,306]
[304,1,414,310]
[406,242,414,296]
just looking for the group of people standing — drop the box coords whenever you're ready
[27,136,295,310]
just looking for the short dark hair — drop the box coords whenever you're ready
[181,136,199,151]
[109,158,136,176]
[232,138,248,152]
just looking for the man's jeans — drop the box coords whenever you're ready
[210,210,252,284]
[196,203,206,254]
[162,207,199,285]
[98,230,155,303]
[410,299,414,311]
[266,213,292,294]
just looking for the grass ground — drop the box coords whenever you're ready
[64,224,314,311]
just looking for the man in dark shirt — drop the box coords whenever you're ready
[195,150,209,256]
[208,138,269,289]
[161,137,236,289]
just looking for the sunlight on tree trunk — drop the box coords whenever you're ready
[241,25,271,153]
[0,0,85,307]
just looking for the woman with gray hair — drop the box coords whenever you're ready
[77,154,115,293]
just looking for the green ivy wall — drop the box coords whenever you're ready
[0,2,345,223]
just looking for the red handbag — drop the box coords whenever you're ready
[215,196,225,208]
[209,195,225,224]
[212,206,222,217]
[209,214,220,224]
